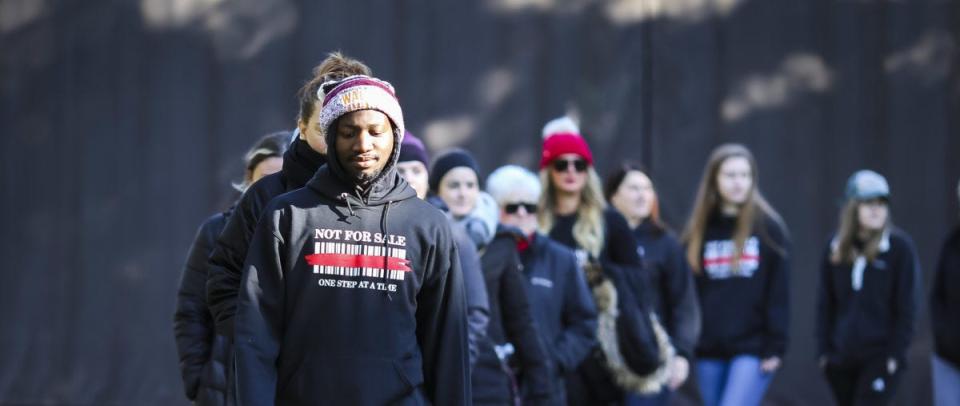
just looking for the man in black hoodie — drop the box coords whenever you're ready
[234,75,468,405]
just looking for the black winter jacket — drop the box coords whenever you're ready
[631,221,701,358]
[174,210,231,405]
[932,224,960,367]
[817,228,920,365]
[207,138,325,337]
[472,230,552,405]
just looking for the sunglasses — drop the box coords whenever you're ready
[552,158,588,173]
[504,203,538,214]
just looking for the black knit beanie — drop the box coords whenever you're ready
[429,149,479,193]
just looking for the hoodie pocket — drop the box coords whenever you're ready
[280,353,424,405]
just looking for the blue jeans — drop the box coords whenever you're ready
[696,355,773,406]
[933,354,960,406]
[624,388,671,406]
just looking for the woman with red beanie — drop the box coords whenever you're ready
[538,116,668,405]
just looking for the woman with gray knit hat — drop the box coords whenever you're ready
[816,169,920,406]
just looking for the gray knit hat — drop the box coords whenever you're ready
[845,170,890,201]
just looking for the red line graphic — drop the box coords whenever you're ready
[703,255,760,266]
[305,253,412,272]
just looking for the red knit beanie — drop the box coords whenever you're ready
[539,133,594,169]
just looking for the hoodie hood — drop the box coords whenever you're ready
[307,164,416,208]
[282,137,327,190]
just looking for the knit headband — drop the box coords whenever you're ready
[318,75,405,143]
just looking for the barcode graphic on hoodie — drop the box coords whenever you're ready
[703,236,761,279]
[309,242,409,281]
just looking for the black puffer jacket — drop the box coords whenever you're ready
[174,210,232,406]
[472,231,552,405]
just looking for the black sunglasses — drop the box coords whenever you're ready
[504,203,538,214]
[552,158,588,173]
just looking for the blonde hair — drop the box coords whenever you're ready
[538,166,607,259]
[830,199,890,265]
[681,143,785,274]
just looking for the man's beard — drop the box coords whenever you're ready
[354,169,381,186]
[339,149,392,188]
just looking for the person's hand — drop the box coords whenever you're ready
[818,356,828,369]
[668,356,690,390]
[760,356,781,373]
[887,357,898,375]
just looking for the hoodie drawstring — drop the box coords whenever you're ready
[339,192,359,218]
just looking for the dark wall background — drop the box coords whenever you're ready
[1,0,957,404]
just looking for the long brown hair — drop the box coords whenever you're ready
[538,167,607,259]
[681,143,785,273]
[830,199,890,265]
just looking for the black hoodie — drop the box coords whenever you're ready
[693,213,790,360]
[817,227,920,365]
[233,129,469,405]
[932,224,960,367]
[207,137,325,337]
